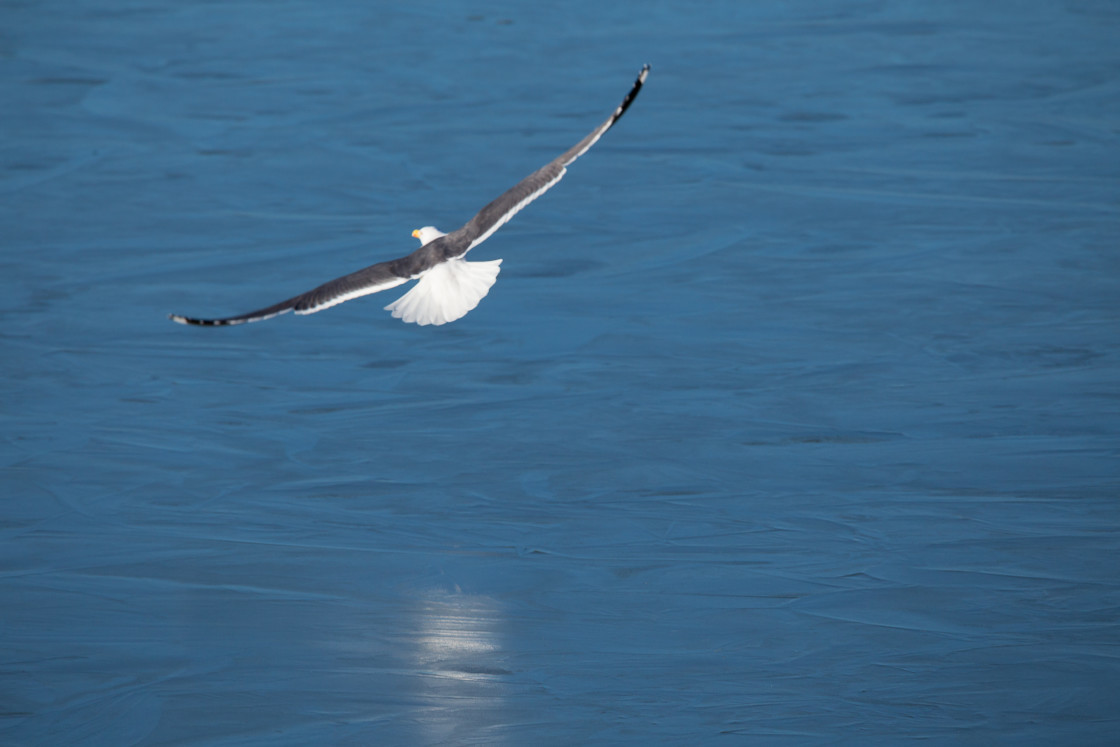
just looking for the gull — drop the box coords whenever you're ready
[170,64,649,327]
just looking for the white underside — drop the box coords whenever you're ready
[295,276,409,315]
[466,169,566,253]
[384,257,502,326]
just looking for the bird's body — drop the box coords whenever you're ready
[170,64,649,327]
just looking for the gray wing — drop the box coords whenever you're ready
[169,254,427,326]
[445,63,650,258]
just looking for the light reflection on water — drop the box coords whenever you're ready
[412,590,511,743]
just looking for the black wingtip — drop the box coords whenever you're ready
[611,64,649,124]
[169,313,231,326]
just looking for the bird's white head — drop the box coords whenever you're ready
[412,226,446,245]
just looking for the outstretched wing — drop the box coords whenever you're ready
[448,63,650,257]
[169,258,413,326]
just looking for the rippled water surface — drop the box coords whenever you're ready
[3,1,1119,744]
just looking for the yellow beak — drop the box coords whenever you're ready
[412,229,421,239]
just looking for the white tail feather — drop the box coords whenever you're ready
[384,258,502,326]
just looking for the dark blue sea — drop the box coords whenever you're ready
[3,1,1119,744]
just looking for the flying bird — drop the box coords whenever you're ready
[170,64,649,327]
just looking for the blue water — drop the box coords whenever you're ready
[3,1,1119,744]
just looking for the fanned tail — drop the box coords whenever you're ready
[384,258,502,326]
